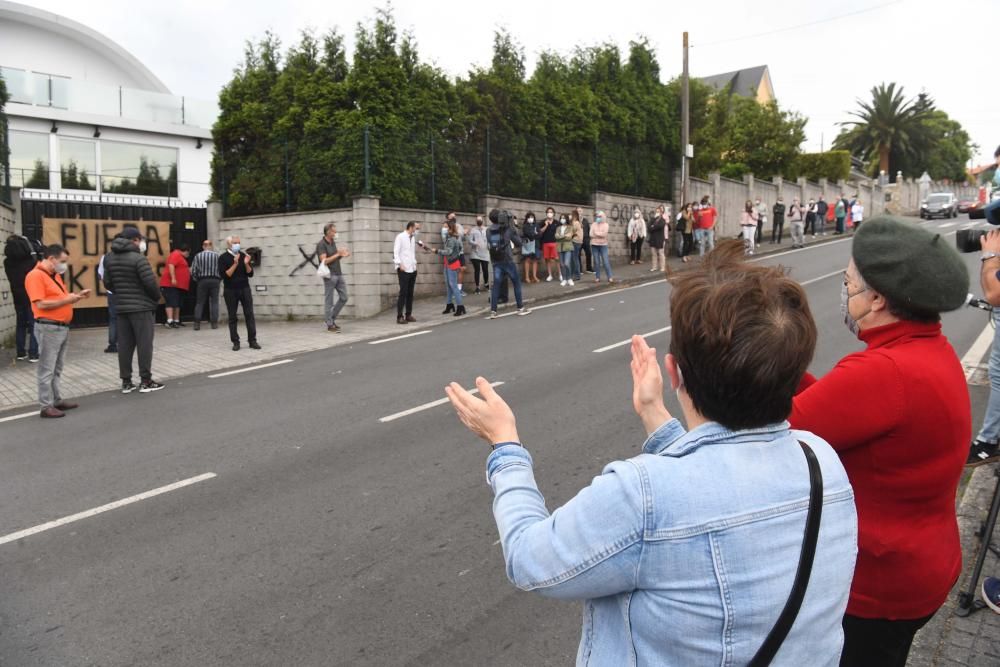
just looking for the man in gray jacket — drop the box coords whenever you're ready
[101,227,165,394]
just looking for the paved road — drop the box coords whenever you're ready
[0,216,993,666]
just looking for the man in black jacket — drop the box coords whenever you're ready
[487,210,531,319]
[218,235,260,351]
[102,228,164,394]
[771,198,786,244]
[3,234,40,361]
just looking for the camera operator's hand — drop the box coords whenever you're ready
[446,377,520,446]
[630,335,672,436]
[982,230,1000,254]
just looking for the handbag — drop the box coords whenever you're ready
[316,262,331,279]
[748,441,823,667]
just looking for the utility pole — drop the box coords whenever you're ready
[680,32,690,207]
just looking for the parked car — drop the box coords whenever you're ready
[958,199,978,213]
[920,192,959,219]
[970,190,1000,220]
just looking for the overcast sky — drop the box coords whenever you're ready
[19,0,998,166]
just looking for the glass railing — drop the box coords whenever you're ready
[0,66,218,129]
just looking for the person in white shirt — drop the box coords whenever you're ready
[851,199,864,231]
[394,221,421,324]
[97,252,117,353]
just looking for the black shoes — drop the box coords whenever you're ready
[139,380,165,393]
[443,304,455,314]
[967,440,1000,467]
[233,342,241,351]
[454,305,466,317]
[122,380,136,394]
[104,345,117,353]
[249,341,261,350]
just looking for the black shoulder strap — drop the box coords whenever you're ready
[748,441,823,667]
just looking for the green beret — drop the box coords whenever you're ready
[852,216,969,313]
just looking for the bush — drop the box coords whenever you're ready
[795,151,851,182]
[720,162,750,180]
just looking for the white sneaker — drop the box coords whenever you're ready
[546,275,553,282]
[568,279,574,286]
[560,280,567,286]
[517,308,531,316]
[490,311,498,319]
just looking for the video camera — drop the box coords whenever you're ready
[957,228,987,253]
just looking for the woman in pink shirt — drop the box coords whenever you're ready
[590,210,614,283]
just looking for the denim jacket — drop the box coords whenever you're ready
[486,419,858,666]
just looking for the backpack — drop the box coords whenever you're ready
[522,220,538,240]
[487,227,506,261]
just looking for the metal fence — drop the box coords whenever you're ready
[215,124,676,218]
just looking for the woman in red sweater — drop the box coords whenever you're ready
[790,217,971,667]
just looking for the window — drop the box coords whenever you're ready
[59,137,97,191]
[101,141,178,197]
[9,130,50,189]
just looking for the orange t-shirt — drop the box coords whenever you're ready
[24,263,74,323]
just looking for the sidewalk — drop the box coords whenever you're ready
[0,227,834,413]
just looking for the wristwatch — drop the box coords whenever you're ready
[981,252,1000,262]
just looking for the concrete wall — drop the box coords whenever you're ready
[0,195,20,346]
[218,189,675,321]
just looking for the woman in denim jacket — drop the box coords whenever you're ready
[447,242,858,666]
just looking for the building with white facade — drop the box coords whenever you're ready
[0,0,217,206]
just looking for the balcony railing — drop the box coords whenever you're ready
[0,66,218,129]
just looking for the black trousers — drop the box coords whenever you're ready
[195,278,220,324]
[397,270,416,317]
[224,287,257,344]
[771,220,785,244]
[117,310,155,382]
[839,612,935,667]
[577,242,593,272]
[629,238,644,262]
[470,259,489,288]
[755,218,765,243]
[805,215,816,235]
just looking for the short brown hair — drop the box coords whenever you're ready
[668,241,817,430]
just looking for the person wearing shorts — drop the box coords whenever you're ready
[159,243,191,328]
[539,207,560,281]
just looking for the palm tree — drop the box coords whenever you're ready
[833,83,933,179]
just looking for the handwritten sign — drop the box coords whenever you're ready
[42,218,172,308]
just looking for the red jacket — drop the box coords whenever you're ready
[790,320,969,620]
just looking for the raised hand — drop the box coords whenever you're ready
[445,377,519,446]
[630,335,672,435]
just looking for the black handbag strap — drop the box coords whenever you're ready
[748,441,824,667]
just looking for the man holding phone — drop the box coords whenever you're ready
[24,244,89,418]
[393,221,421,324]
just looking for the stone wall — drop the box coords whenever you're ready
[0,194,19,347]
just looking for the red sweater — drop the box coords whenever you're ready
[790,320,970,620]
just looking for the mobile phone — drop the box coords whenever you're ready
[417,240,426,247]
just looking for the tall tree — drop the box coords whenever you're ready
[833,82,934,179]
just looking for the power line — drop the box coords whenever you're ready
[692,0,905,48]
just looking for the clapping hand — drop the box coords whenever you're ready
[982,230,1000,254]
[446,377,520,446]
[630,335,672,435]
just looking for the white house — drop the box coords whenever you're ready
[0,0,216,206]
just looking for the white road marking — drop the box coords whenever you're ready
[591,269,844,354]
[938,222,960,229]
[593,327,672,354]
[962,322,996,382]
[486,280,667,319]
[379,381,505,423]
[0,473,217,547]
[0,411,38,424]
[207,359,293,379]
[749,235,853,262]
[369,330,430,345]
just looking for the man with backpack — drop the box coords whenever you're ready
[487,210,531,320]
[3,233,41,362]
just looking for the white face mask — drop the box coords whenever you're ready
[139,240,148,254]
[55,262,68,275]
[230,243,241,254]
[841,281,870,338]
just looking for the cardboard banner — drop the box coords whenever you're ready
[42,218,172,308]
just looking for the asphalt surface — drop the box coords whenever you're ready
[0,216,994,666]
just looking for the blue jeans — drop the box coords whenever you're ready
[15,300,38,357]
[695,229,715,256]
[593,245,612,280]
[445,266,463,307]
[571,242,582,279]
[491,261,523,311]
[559,250,574,281]
[978,310,1000,444]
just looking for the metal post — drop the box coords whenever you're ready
[363,125,371,196]
[430,133,436,209]
[593,141,599,194]
[543,139,549,201]
[681,32,690,207]
[284,140,291,212]
[485,126,491,195]
[119,86,123,117]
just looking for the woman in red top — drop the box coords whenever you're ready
[790,217,971,667]
[160,244,191,328]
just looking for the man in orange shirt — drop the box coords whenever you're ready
[23,244,91,418]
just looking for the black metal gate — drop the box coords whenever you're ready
[20,199,208,328]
